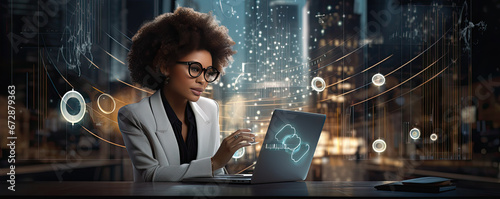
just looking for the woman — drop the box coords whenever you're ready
[118,7,255,182]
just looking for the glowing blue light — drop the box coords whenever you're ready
[233,147,245,159]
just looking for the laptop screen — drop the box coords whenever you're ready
[251,109,326,184]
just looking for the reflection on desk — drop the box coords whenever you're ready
[1,181,499,197]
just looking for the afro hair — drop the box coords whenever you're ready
[127,7,236,90]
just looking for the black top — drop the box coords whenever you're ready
[160,90,198,164]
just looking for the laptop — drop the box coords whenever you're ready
[183,109,326,184]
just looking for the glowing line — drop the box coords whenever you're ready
[285,29,375,73]
[92,86,104,94]
[333,46,362,63]
[221,102,306,107]
[90,87,131,105]
[113,26,132,41]
[385,28,451,77]
[234,73,244,86]
[40,53,63,98]
[226,54,392,105]
[83,54,100,69]
[235,162,257,174]
[325,54,393,89]
[105,32,130,51]
[80,125,126,148]
[308,24,365,61]
[102,48,125,65]
[86,104,119,124]
[350,53,447,107]
[41,49,73,89]
[310,44,366,73]
[309,36,360,61]
[360,55,393,73]
[60,74,74,89]
[368,65,450,110]
[116,78,154,95]
[41,37,77,87]
[319,82,371,102]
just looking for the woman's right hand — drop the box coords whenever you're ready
[211,129,255,171]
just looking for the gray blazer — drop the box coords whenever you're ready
[118,91,224,182]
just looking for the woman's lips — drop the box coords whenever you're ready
[191,88,203,96]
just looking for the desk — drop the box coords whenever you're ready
[0,160,124,181]
[1,181,499,197]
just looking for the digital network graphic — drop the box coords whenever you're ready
[265,124,310,163]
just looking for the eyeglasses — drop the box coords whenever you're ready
[176,61,220,83]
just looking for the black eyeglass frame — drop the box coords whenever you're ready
[176,61,220,83]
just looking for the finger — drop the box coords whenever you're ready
[238,132,256,137]
[231,133,255,142]
[230,143,252,151]
[227,129,253,142]
[229,135,255,145]
[231,129,251,136]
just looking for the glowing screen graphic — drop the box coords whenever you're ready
[265,124,310,163]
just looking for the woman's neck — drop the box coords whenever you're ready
[162,87,188,120]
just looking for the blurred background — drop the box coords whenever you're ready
[1,0,499,183]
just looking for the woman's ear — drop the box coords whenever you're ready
[158,64,170,77]
[156,63,170,86]
[153,52,170,77]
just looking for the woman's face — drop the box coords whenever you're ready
[163,49,212,102]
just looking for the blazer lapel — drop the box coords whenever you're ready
[190,101,212,159]
[150,91,180,165]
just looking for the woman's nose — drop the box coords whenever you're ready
[195,73,207,85]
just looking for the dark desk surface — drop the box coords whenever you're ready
[1,181,499,197]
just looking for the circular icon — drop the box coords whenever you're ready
[372,139,387,153]
[97,93,116,114]
[430,133,438,141]
[233,147,245,159]
[372,73,385,86]
[311,77,326,92]
[409,128,421,140]
[60,89,86,124]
